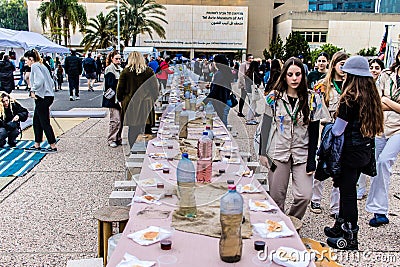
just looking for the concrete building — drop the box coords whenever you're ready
[275,11,400,54]
[26,0,308,58]
[309,0,375,12]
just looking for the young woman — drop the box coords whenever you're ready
[102,51,123,148]
[357,58,385,200]
[365,50,400,227]
[310,52,349,217]
[261,57,328,220]
[0,92,28,147]
[203,54,233,126]
[24,49,58,153]
[264,59,281,94]
[116,52,159,147]
[369,58,385,82]
[307,52,329,89]
[324,56,384,250]
[245,61,262,125]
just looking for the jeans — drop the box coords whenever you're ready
[68,75,80,97]
[312,179,340,214]
[223,105,230,127]
[366,134,400,215]
[17,72,25,86]
[33,96,56,145]
[338,147,371,226]
[0,127,19,147]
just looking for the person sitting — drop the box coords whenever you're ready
[0,92,28,147]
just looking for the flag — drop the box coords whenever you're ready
[377,25,388,61]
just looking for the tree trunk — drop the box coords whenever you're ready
[131,34,137,47]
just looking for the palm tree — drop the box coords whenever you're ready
[80,12,116,51]
[107,0,167,47]
[37,0,87,46]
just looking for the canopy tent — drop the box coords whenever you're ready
[0,28,69,54]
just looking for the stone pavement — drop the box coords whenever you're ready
[0,83,398,266]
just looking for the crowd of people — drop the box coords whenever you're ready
[0,45,399,253]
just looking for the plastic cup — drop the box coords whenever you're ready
[157,255,177,266]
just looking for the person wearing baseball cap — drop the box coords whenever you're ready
[324,55,384,250]
[365,49,400,228]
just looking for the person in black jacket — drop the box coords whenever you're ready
[102,51,123,148]
[95,55,103,82]
[324,56,384,250]
[64,49,83,101]
[203,54,233,126]
[245,60,262,125]
[0,55,16,94]
[0,92,28,147]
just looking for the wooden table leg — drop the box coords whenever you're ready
[97,220,103,258]
[119,220,128,233]
[103,221,113,266]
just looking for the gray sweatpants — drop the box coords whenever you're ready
[268,158,313,219]
[366,134,400,215]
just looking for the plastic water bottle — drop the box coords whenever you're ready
[219,185,243,263]
[205,125,214,140]
[177,153,197,218]
[205,102,214,129]
[175,100,182,125]
[179,107,189,139]
[184,90,191,110]
[196,131,213,183]
[190,94,197,111]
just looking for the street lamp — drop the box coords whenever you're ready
[117,0,121,52]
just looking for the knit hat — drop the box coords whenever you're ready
[341,56,372,77]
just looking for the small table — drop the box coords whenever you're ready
[93,206,130,266]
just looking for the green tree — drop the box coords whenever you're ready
[263,34,284,60]
[37,0,87,46]
[107,0,167,47]
[283,31,310,62]
[80,12,115,51]
[0,0,28,31]
[310,43,342,64]
[358,47,377,56]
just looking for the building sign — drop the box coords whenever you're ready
[137,5,248,49]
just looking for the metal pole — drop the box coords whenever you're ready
[117,0,121,52]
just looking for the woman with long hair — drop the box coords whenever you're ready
[116,52,158,146]
[357,57,385,200]
[24,49,57,153]
[262,57,328,220]
[203,54,233,126]
[324,56,384,250]
[102,51,123,148]
[365,50,400,227]
[264,59,281,94]
[307,52,329,89]
[310,51,348,217]
[244,61,262,125]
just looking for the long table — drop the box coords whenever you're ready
[108,104,314,267]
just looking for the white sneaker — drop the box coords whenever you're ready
[109,142,118,148]
[69,96,75,101]
[75,96,80,100]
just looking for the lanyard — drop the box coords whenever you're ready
[389,79,400,102]
[332,80,342,95]
[283,101,299,126]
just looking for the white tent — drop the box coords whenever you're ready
[0,28,69,54]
